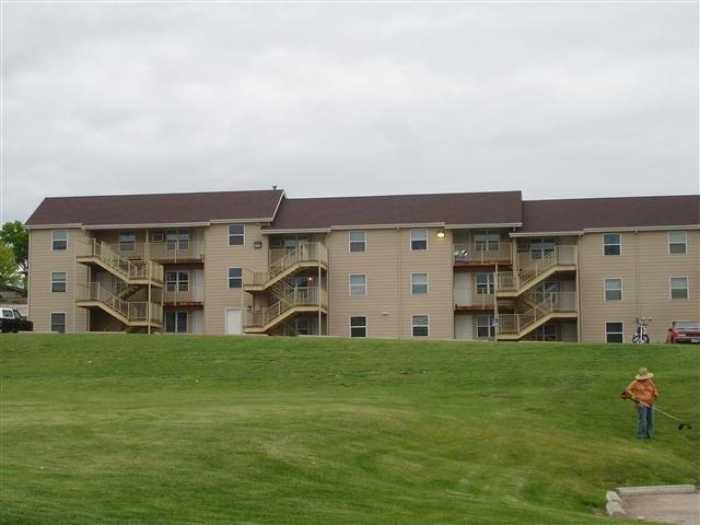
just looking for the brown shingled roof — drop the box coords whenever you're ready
[520,195,700,233]
[268,191,523,230]
[26,189,284,227]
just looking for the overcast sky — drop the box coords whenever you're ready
[2,2,699,223]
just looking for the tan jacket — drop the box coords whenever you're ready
[625,378,659,407]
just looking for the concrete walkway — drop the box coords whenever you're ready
[621,492,699,525]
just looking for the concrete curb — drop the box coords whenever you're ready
[616,485,697,496]
[606,500,625,517]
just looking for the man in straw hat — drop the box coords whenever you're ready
[621,368,659,439]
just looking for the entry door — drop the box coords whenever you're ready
[225,308,242,335]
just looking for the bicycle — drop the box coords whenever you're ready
[632,317,651,344]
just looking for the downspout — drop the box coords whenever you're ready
[576,233,583,343]
[397,226,401,339]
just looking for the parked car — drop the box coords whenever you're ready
[0,308,33,333]
[666,321,700,344]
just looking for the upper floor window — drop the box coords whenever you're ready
[149,231,165,243]
[350,316,367,337]
[475,272,495,295]
[167,230,190,250]
[475,231,500,251]
[349,274,367,296]
[410,229,428,251]
[604,278,622,302]
[51,312,66,333]
[119,232,136,252]
[605,322,624,343]
[349,231,367,252]
[51,272,66,293]
[166,271,189,292]
[228,267,242,288]
[52,230,68,251]
[411,273,428,295]
[668,232,687,255]
[670,277,689,300]
[603,233,621,256]
[411,315,429,337]
[228,224,244,246]
[529,238,556,259]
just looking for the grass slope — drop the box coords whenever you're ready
[1,335,698,525]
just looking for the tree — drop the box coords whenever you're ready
[0,244,21,288]
[0,221,28,274]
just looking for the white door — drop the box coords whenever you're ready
[225,308,242,335]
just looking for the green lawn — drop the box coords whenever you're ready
[1,335,698,525]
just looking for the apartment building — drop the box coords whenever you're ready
[25,189,699,343]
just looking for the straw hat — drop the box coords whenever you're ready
[635,367,654,380]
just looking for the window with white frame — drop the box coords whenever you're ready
[228,224,244,246]
[119,232,136,252]
[51,312,66,333]
[474,231,500,251]
[165,311,188,333]
[670,277,689,299]
[411,315,429,337]
[668,232,687,255]
[166,271,189,292]
[603,233,621,256]
[349,231,367,253]
[529,238,556,259]
[410,229,428,251]
[350,316,367,337]
[51,272,66,293]
[604,279,622,302]
[476,314,495,338]
[411,273,428,295]
[52,230,68,251]
[150,231,165,243]
[228,267,242,288]
[349,274,367,296]
[475,272,495,295]
[605,322,624,343]
[167,230,190,250]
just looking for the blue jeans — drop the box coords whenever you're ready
[637,405,654,439]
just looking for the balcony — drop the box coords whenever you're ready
[115,240,204,263]
[454,242,512,266]
[163,288,202,306]
[454,292,495,312]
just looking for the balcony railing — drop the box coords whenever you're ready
[77,282,162,324]
[78,239,164,284]
[245,285,327,328]
[163,288,198,304]
[454,243,512,264]
[244,242,328,288]
[497,245,577,293]
[497,292,576,337]
[455,292,495,310]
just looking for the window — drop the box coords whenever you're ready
[605,322,624,343]
[350,316,367,337]
[165,311,188,333]
[669,232,687,255]
[475,272,495,295]
[349,231,367,253]
[166,230,190,250]
[671,277,688,299]
[410,229,428,251]
[228,267,242,288]
[474,231,500,251]
[119,232,136,252]
[604,279,622,302]
[228,224,244,246]
[51,272,66,293]
[349,274,367,296]
[52,230,68,251]
[476,314,496,338]
[411,273,428,295]
[1,309,14,319]
[411,315,429,337]
[51,313,66,333]
[529,238,556,259]
[150,231,165,243]
[166,271,189,292]
[603,233,621,256]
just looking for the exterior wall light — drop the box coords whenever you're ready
[436,231,446,239]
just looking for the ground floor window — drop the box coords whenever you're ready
[476,314,495,338]
[51,312,66,333]
[411,315,429,337]
[350,316,367,337]
[605,322,624,343]
[165,311,188,333]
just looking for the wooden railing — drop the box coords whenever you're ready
[497,292,576,337]
[244,242,328,288]
[79,239,164,283]
[454,243,512,264]
[455,292,495,309]
[163,288,196,304]
[77,282,162,324]
[497,245,576,293]
[245,285,327,328]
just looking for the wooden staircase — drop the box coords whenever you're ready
[243,242,327,293]
[76,282,162,328]
[496,292,577,340]
[496,246,577,298]
[244,283,328,334]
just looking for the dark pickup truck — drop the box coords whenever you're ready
[1,307,33,333]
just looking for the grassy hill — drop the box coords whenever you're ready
[1,335,698,525]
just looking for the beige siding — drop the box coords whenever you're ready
[203,223,269,335]
[327,228,453,339]
[579,230,699,343]
[28,229,89,332]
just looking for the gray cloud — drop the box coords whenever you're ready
[3,2,698,222]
